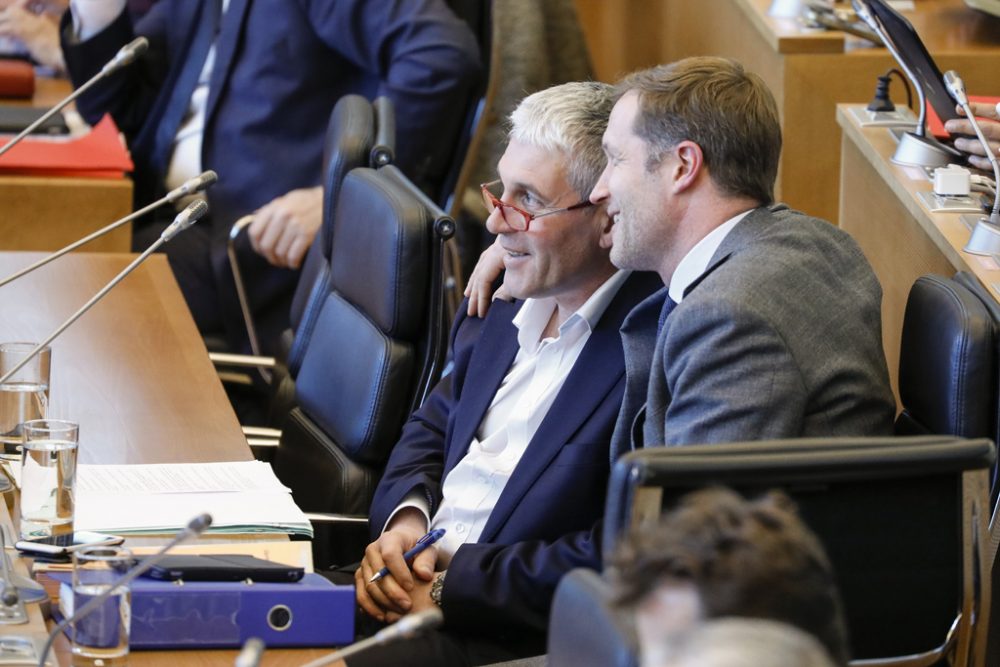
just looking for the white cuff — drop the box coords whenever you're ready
[382,492,431,535]
[69,0,127,41]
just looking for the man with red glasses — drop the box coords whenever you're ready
[346,81,661,666]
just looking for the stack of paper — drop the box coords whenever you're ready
[73,461,313,538]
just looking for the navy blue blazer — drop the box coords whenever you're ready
[369,271,662,642]
[60,0,480,349]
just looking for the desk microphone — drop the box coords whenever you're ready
[297,608,444,667]
[36,513,213,667]
[0,170,217,290]
[234,637,265,667]
[0,525,18,608]
[0,37,149,160]
[0,199,209,387]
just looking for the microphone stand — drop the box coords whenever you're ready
[0,37,149,160]
[0,199,209,386]
[0,171,217,290]
[36,513,213,667]
[298,608,444,667]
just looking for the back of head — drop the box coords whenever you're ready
[508,80,616,198]
[616,56,781,204]
[660,618,837,667]
[612,487,849,665]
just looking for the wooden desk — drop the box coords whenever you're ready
[1,77,133,252]
[0,252,332,665]
[659,0,1000,226]
[836,104,1000,403]
[0,252,247,462]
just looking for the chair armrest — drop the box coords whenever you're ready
[304,513,369,525]
[209,352,277,369]
[548,569,637,667]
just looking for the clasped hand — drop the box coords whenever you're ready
[355,510,439,624]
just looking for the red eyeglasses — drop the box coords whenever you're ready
[480,180,593,231]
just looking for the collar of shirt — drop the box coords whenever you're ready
[512,269,632,354]
[668,209,752,303]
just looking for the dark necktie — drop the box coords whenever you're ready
[151,0,222,169]
[657,295,678,334]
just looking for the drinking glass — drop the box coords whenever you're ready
[0,342,50,454]
[19,419,78,539]
[71,545,132,667]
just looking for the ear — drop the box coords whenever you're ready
[670,140,704,194]
[597,208,615,250]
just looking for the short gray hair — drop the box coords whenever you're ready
[508,81,615,199]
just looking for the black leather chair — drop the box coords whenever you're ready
[213,94,395,428]
[269,165,453,568]
[895,273,997,440]
[550,436,996,667]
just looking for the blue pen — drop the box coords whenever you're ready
[368,528,446,583]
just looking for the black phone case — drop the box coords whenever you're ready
[143,554,305,582]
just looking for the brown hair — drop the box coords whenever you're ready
[611,487,849,666]
[616,57,781,205]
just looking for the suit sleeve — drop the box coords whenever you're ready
[441,523,603,635]
[300,0,481,190]
[60,3,169,138]
[658,297,807,445]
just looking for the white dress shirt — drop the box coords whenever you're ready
[392,270,631,566]
[70,0,229,207]
[668,209,751,303]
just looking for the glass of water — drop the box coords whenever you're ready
[71,545,132,667]
[19,419,78,539]
[0,342,50,455]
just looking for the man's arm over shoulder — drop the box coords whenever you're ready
[61,1,169,133]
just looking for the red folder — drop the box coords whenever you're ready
[0,113,134,178]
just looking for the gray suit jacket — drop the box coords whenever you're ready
[612,204,896,460]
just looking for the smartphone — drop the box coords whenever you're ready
[143,554,305,583]
[15,531,124,556]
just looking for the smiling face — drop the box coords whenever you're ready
[591,92,677,277]
[486,138,616,316]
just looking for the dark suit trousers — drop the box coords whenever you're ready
[323,568,543,666]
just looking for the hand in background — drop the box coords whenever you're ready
[464,238,510,318]
[247,186,322,269]
[945,102,1000,172]
[0,0,64,72]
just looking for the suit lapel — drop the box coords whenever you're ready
[477,273,659,542]
[204,0,251,127]
[444,301,521,475]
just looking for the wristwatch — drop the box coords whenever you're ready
[430,571,446,606]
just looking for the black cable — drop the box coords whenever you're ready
[885,67,913,110]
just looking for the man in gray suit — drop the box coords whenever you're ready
[590,56,896,456]
[466,56,895,453]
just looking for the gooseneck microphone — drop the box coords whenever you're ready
[0,199,209,387]
[298,608,444,667]
[234,637,266,667]
[944,70,1000,222]
[37,513,213,667]
[0,526,18,608]
[0,171,217,290]
[0,37,149,160]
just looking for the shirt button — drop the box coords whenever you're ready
[456,524,466,534]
